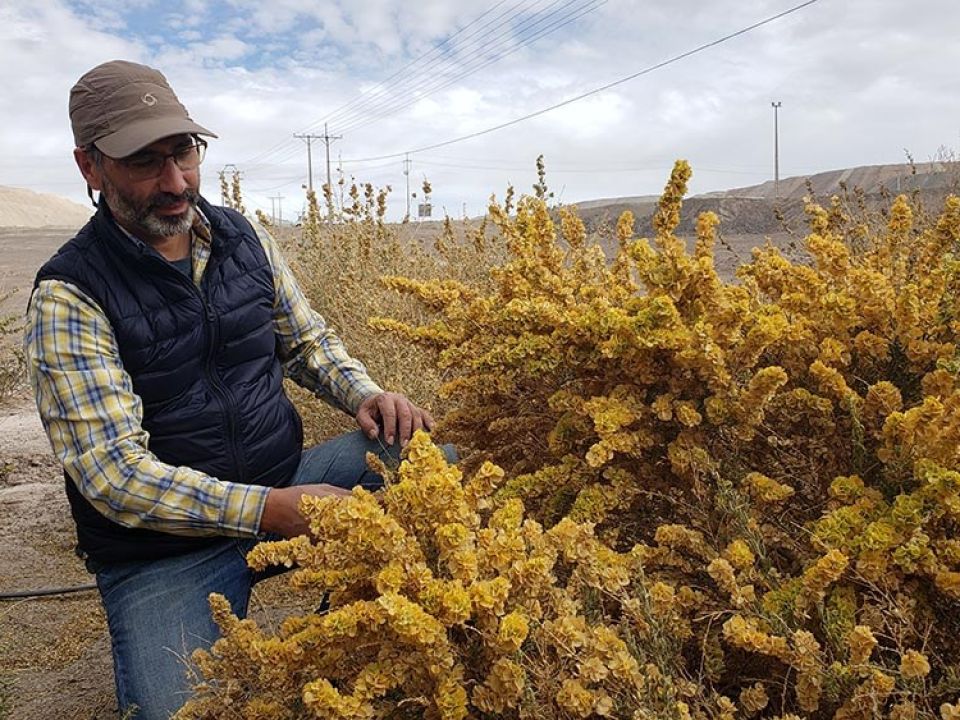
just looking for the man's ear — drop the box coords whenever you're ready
[73,147,104,191]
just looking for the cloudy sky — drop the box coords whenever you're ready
[1,0,958,221]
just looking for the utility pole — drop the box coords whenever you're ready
[297,127,341,217]
[322,123,341,203]
[771,101,782,199]
[294,133,319,193]
[403,153,412,220]
[269,194,284,226]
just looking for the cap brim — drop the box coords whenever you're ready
[95,115,217,157]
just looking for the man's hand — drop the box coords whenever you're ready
[259,484,351,538]
[356,391,435,447]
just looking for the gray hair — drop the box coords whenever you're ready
[85,143,104,167]
[84,144,103,207]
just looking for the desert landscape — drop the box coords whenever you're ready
[1,162,958,718]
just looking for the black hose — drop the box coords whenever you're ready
[0,582,97,599]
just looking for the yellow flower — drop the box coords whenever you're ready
[741,472,795,504]
[890,701,918,720]
[555,678,596,718]
[739,683,769,715]
[900,649,931,679]
[723,539,755,571]
[942,702,960,720]
[496,611,529,653]
[472,658,525,714]
[848,625,877,665]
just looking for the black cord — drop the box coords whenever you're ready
[0,583,97,600]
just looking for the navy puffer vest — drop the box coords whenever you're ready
[34,197,303,564]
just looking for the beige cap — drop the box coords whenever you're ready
[70,60,217,158]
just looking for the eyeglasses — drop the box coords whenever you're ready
[113,139,207,181]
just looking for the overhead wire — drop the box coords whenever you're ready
[414,158,788,176]
[338,0,824,164]
[238,0,534,169]
[319,0,532,130]
[242,0,603,174]
[328,0,604,135]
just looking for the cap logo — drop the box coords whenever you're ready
[141,93,157,106]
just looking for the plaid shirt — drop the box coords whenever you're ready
[24,213,382,538]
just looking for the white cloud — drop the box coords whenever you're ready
[2,0,959,219]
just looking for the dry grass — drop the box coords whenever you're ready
[278,207,504,446]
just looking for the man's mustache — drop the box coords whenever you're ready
[149,189,199,211]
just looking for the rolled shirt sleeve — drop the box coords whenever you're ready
[252,219,383,414]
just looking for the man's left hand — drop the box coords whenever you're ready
[356,391,435,447]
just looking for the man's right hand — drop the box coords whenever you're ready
[259,484,351,538]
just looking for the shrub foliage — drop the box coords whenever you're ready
[181,163,960,719]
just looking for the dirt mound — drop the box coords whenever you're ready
[0,186,91,230]
[576,163,959,244]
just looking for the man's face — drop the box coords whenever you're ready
[88,134,202,240]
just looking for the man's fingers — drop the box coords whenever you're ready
[378,395,398,445]
[356,396,381,439]
[421,407,435,431]
[397,399,414,446]
[298,483,352,498]
[358,408,378,440]
[357,392,435,447]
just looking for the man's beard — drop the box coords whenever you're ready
[100,176,199,239]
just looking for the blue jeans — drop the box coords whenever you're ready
[93,431,452,719]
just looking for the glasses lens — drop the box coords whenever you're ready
[123,154,164,181]
[119,141,206,180]
[174,143,204,171]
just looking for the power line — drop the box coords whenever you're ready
[412,158,810,176]
[332,0,606,137]
[238,0,533,168]
[318,0,517,129]
[329,0,603,136]
[340,0,824,164]
[241,0,602,171]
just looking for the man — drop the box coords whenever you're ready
[24,60,438,718]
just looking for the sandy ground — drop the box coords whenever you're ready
[0,392,115,719]
[0,227,80,317]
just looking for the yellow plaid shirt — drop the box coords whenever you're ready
[24,213,382,538]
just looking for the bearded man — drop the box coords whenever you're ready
[24,60,444,719]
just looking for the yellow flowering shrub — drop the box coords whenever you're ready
[183,163,960,717]
[178,432,685,719]
[364,164,960,716]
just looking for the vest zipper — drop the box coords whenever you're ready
[150,254,248,485]
[199,294,248,485]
